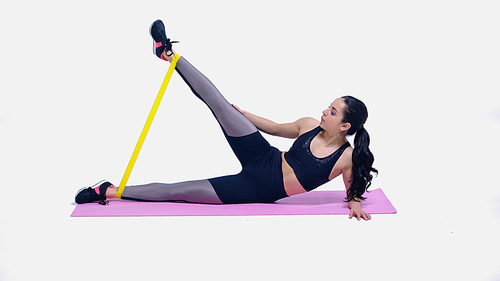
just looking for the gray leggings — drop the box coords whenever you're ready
[121,57,265,204]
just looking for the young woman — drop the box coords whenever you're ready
[76,20,378,221]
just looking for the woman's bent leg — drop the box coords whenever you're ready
[121,180,223,204]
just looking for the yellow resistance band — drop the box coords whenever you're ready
[116,53,180,198]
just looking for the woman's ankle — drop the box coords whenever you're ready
[161,49,175,62]
[105,186,119,199]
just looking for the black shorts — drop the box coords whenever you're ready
[208,131,288,204]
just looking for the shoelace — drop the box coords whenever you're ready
[90,186,109,205]
[164,38,179,56]
[98,199,109,205]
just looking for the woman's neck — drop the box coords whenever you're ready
[319,129,348,147]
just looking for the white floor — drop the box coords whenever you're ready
[1,1,500,280]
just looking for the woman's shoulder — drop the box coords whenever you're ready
[296,117,320,136]
[339,145,353,169]
[329,144,353,180]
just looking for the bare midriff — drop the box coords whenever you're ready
[281,152,307,196]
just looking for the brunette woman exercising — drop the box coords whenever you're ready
[75,20,378,221]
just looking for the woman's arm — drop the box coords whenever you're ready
[342,166,372,221]
[233,104,318,138]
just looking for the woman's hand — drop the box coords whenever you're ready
[348,200,372,221]
[232,104,245,114]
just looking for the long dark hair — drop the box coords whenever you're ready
[341,96,378,202]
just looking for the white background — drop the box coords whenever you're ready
[1,1,499,280]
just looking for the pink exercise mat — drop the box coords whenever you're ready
[71,188,396,217]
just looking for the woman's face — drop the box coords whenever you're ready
[320,98,351,134]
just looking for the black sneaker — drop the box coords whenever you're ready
[75,180,113,205]
[149,19,178,60]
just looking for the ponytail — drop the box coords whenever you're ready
[347,126,378,201]
[341,96,378,202]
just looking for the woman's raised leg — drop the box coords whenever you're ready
[175,56,258,138]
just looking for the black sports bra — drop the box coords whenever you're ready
[284,126,351,191]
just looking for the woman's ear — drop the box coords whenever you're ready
[341,122,351,133]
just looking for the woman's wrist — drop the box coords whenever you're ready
[348,199,361,208]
